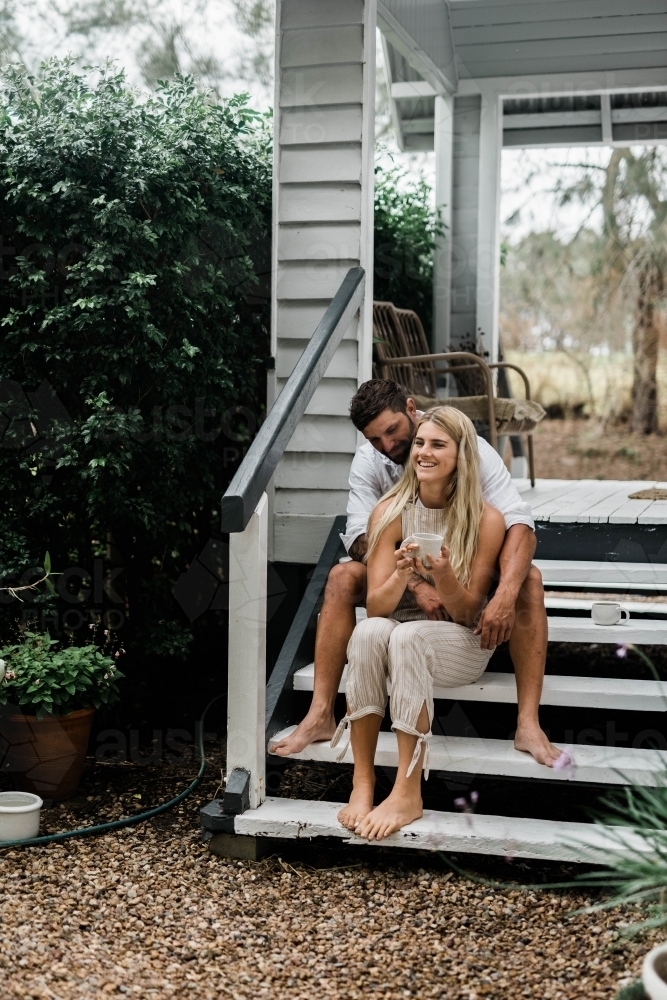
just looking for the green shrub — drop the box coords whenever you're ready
[0,60,271,656]
[0,629,123,718]
[373,162,443,340]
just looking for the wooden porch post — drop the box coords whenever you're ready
[226,492,268,810]
[433,93,454,355]
[475,88,503,364]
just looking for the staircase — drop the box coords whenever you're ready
[199,268,667,863]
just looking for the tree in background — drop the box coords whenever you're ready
[556,147,667,434]
[373,163,442,340]
[1,0,275,99]
[0,60,271,656]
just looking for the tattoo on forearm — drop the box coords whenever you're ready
[349,535,367,562]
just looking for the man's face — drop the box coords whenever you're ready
[362,402,418,465]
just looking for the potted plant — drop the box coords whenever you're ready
[0,628,124,800]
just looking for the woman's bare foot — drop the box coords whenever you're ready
[355,787,423,841]
[514,721,562,766]
[270,709,336,756]
[338,779,375,831]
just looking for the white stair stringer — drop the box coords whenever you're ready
[269,728,667,785]
[292,664,667,712]
[234,797,647,863]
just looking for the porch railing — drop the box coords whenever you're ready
[220,266,365,810]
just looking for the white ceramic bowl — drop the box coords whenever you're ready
[643,942,667,1000]
[0,791,43,842]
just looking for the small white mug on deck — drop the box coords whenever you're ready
[403,532,445,569]
[591,601,630,626]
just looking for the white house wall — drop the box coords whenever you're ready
[270,0,376,564]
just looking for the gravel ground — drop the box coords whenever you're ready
[0,751,662,1000]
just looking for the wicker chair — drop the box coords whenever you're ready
[372,301,545,486]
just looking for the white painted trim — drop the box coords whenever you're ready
[227,493,268,810]
[381,33,406,152]
[613,107,667,123]
[601,93,613,143]
[358,0,376,385]
[433,93,454,354]
[475,89,502,363]
[458,68,667,100]
[377,2,455,95]
[504,110,602,129]
[402,116,436,134]
[391,80,437,99]
[234,796,647,863]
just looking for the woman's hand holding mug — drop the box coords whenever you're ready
[394,542,419,580]
[416,545,451,579]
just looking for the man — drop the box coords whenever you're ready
[272,379,560,766]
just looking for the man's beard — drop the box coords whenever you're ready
[383,438,412,466]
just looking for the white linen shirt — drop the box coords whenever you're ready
[340,435,534,553]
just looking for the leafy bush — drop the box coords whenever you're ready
[0,629,123,718]
[0,60,271,655]
[373,162,443,340]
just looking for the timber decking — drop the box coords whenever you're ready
[516,478,667,524]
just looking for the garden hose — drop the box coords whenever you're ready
[0,694,223,849]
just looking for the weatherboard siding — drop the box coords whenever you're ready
[271,0,375,563]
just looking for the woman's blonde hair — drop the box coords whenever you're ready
[365,406,484,585]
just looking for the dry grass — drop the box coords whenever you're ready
[529,419,667,481]
[506,351,667,425]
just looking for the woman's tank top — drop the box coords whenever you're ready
[391,499,451,623]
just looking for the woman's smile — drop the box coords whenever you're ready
[411,420,458,484]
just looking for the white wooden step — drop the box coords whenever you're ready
[548,616,667,644]
[269,729,667,785]
[292,663,667,711]
[535,559,667,591]
[545,597,667,616]
[233,796,647,863]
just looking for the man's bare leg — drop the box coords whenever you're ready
[511,566,562,766]
[270,561,366,756]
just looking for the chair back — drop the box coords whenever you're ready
[394,309,437,397]
[372,302,436,396]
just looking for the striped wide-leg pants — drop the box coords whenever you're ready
[331,617,492,777]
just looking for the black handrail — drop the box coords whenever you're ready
[221,266,366,533]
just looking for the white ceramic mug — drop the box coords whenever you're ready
[403,532,445,568]
[591,601,630,626]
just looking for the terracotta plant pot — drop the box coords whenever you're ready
[0,706,95,801]
[643,943,667,1000]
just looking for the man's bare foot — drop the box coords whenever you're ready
[514,721,563,767]
[269,710,336,757]
[338,780,375,831]
[355,788,423,842]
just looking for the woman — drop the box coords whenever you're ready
[332,406,505,841]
